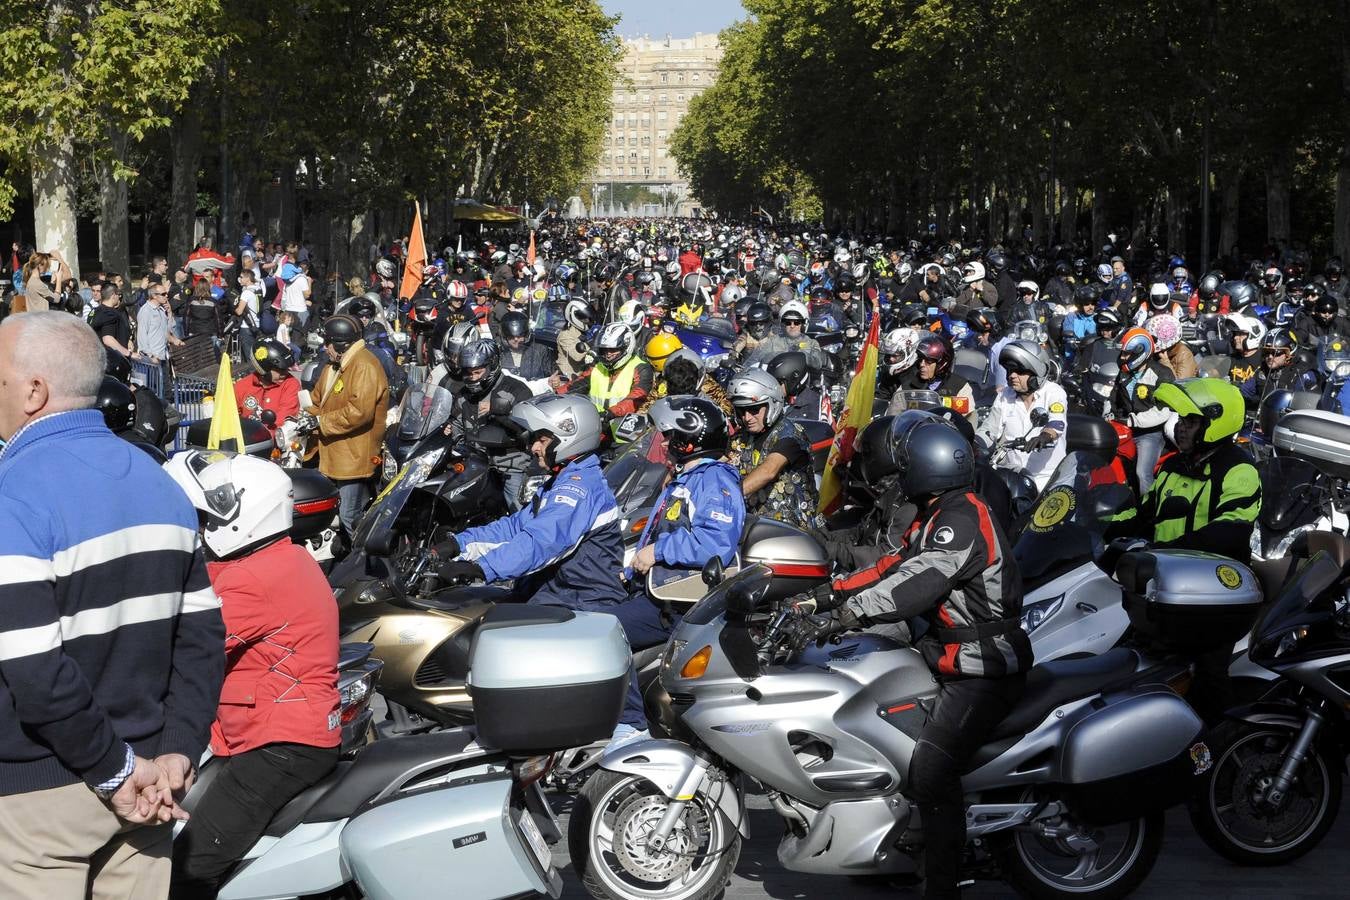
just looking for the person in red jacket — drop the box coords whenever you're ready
[164,451,340,899]
[234,339,301,437]
[678,245,703,277]
[185,235,236,288]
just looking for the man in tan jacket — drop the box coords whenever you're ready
[305,315,389,534]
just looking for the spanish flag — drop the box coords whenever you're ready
[399,202,426,301]
[817,314,881,516]
[206,352,245,453]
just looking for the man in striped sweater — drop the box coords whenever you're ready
[0,312,224,897]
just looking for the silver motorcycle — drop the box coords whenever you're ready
[569,564,1217,900]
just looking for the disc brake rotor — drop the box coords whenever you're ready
[612,794,700,883]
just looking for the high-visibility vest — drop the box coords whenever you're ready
[589,357,639,411]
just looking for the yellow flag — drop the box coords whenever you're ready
[206,352,245,452]
[818,314,881,516]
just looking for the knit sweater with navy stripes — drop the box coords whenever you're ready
[0,409,224,794]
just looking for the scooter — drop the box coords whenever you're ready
[569,554,1262,900]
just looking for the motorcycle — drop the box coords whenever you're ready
[1189,534,1350,866]
[179,605,630,900]
[569,557,1260,900]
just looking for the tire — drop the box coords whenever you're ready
[568,769,741,900]
[999,808,1163,900]
[1188,721,1342,866]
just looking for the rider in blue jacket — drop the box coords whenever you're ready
[612,396,745,735]
[435,394,627,608]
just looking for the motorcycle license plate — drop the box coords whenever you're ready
[517,808,553,873]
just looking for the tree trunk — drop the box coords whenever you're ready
[168,102,202,267]
[1059,178,1078,245]
[1218,167,1241,266]
[97,128,130,275]
[1266,143,1294,249]
[31,133,81,282]
[1165,185,1186,255]
[1030,180,1047,247]
[1091,185,1108,251]
[279,166,297,240]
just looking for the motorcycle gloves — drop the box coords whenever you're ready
[789,581,841,614]
[789,606,860,653]
[437,559,484,586]
[1025,430,1058,452]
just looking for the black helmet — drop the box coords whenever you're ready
[745,301,773,340]
[1094,307,1124,335]
[985,249,1008,273]
[1262,328,1299,354]
[1316,295,1339,317]
[733,297,754,328]
[105,347,132,384]
[1327,258,1344,278]
[1223,280,1257,311]
[1197,271,1223,301]
[1053,259,1071,276]
[501,311,530,340]
[808,285,831,302]
[855,415,897,485]
[322,315,361,353]
[915,333,954,378]
[766,351,810,397]
[94,376,136,434]
[250,339,294,376]
[834,274,857,295]
[458,339,502,401]
[648,396,730,464]
[964,307,996,335]
[886,411,975,499]
[349,296,378,321]
[1072,283,1099,309]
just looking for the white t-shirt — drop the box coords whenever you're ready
[979,381,1069,491]
[239,287,261,327]
[281,273,311,313]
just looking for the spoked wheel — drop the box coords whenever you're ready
[568,770,741,900]
[999,800,1162,900]
[1189,722,1341,865]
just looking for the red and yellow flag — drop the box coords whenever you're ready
[399,202,427,301]
[818,314,881,516]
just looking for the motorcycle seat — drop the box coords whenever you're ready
[986,648,1139,742]
[277,728,483,830]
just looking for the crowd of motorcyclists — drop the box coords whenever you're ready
[13,212,1350,900]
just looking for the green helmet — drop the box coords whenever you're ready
[1153,377,1245,444]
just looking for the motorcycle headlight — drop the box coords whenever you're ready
[381,449,399,482]
[1020,594,1064,635]
[704,352,730,370]
[661,640,688,672]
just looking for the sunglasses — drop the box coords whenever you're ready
[734,403,769,417]
[1263,349,1290,357]
[782,318,805,326]
[1004,366,1032,376]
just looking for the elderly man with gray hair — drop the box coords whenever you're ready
[0,312,223,897]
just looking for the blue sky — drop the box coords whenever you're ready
[601,0,746,38]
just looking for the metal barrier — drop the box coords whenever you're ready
[130,358,169,403]
[171,374,215,450]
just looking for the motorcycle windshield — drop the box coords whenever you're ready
[1013,452,1134,587]
[1258,456,1322,532]
[353,445,447,553]
[604,428,672,522]
[892,389,942,411]
[397,383,455,441]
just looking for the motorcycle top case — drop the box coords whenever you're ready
[1116,550,1261,653]
[468,605,629,752]
[285,468,339,542]
[1272,409,1350,479]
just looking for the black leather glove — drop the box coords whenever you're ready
[437,559,484,585]
[1026,429,1058,452]
[789,607,860,653]
[788,581,841,613]
[434,535,461,561]
[295,411,320,434]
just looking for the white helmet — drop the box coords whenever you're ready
[1016,280,1040,299]
[595,322,636,370]
[164,450,293,559]
[374,258,396,279]
[881,327,920,371]
[779,299,809,323]
[564,298,592,331]
[617,299,644,330]
[509,394,602,469]
[727,367,786,429]
[1226,312,1268,345]
[962,261,986,284]
[833,247,852,265]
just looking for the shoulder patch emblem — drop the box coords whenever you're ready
[1049,401,1065,414]
[932,526,955,545]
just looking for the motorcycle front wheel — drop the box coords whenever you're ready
[1189,721,1342,865]
[568,769,741,900]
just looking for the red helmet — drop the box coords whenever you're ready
[447,280,469,301]
[915,333,954,378]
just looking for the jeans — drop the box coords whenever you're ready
[501,469,525,512]
[1134,431,1165,495]
[909,675,1025,899]
[239,326,256,366]
[335,477,373,535]
[294,308,310,329]
[170,742,339,899]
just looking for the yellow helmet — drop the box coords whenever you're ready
[644,333,683,371]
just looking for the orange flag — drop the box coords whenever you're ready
[399,202,426,301]
[818,314,881,516]
[525,230,536,267]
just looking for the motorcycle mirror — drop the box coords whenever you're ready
[1031,408,1049,428]
[701,556,724,587]
[725,582,762,619]
[260,409,277,427]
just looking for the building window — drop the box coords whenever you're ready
[627,113,637,123]
[692,72,701,83]
[659,93,668,104]
[657,130,666,139]
[677,73,684,83]
[677,94,685,103]
[659,166,668,177]
[657,110,668,121]
[641,136,650,146]
[628,129,637,139]
[660,72,667,83]
[601,168,610,177]
[630,166,637,176]
[615,137,624,146]
[656,148,666,158]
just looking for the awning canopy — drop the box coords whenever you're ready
[453,199,523,223]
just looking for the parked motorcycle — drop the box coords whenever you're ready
[569,556,1262,899]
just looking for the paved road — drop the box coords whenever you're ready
[548,787,1350,899]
